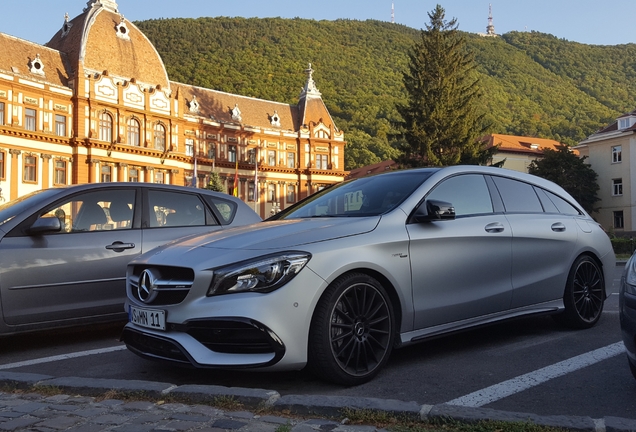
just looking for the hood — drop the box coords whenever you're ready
[166,217,381,251]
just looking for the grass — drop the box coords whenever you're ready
[340,408,567,432]
[0,385,568,432]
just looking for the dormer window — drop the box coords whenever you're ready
[115,15,130,41]
[188,96,200,114]
[618,116,635,130]
[530,144,539,150]
[270,111,281,127]
[29,54,45,76]
[61,13,73,38]
[231,104,242,122]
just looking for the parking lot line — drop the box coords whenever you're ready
[445,341,625,407]
[0,345,127,370]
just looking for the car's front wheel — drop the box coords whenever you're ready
[308,273,395,386]
[560,255,605,329]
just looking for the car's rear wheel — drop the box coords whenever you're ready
[308,273,395,386]
[560,255,605,329]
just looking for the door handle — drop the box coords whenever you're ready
[106,242,136,252]
[551,222,566,232]
[484,222,505,233]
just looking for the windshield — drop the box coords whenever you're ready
[273,170,435,220]
[0,189,62,226]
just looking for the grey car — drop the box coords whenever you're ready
[0,183,261,336]
[122,166,615,385]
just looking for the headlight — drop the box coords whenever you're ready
[625,255,636,295]
[207,252,311,296]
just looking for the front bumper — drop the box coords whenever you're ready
[122,317,285,368]
[123,265,328,371]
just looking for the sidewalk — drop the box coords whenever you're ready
[1,371,636,431]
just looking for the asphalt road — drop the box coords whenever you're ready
[1,264,634,421]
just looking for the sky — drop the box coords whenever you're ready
[3,0,635,47]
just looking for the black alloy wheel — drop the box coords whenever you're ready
[561,255,605,329]
[308,273,395,386]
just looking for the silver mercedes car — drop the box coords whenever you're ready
[0,183,261,336]
[122,166,615,385]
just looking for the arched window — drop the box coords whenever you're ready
[99,112,113,142]
[127,118,140,146]
[154,123,166,151]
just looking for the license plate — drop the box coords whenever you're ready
[129,305,166,331]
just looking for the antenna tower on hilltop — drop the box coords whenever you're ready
[486,3,496,36]
[391,2,395,23]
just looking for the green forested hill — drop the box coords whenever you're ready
[134,17,635,170]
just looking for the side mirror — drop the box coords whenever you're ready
[27,216,62,235]
[412,199,456,223]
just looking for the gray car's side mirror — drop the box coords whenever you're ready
[411,199,456,223]
[27,216,62,235]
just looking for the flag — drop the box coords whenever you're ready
[192,154,197,188]
[233,159,239,197]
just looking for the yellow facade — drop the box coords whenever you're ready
[0,0,346,217]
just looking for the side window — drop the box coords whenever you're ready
[203,196,237,225]
[40,189,135,233]
[491,176,543,213]
[534,187,559,213]
[427,174,493,217]
[148,190,213,227]
[539,188,582,216]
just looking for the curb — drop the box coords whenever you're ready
[1,372,635,432]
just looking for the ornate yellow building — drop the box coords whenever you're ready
[0,0,346,217]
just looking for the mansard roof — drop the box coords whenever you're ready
[172,82,300,131]
[0,33,71,88]
[46,0,170,89]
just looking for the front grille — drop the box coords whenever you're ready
[122,327,191,364]
[184,318,285,356]
[128,265,195,306]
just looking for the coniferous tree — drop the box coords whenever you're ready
[528,145,600,215]
[396,5,495,167]
[205,172,225,192]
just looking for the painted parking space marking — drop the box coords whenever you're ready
[0,345,127,370]
[445,341,625,407]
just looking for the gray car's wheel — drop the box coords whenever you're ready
[308,273,395,386]
[560,255,604,329]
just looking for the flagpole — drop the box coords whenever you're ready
[192,152,197,188]
[233,158,239,197]
[253,153,258,212]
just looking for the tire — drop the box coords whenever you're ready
[560,255,605,329]
[308,273,395,386]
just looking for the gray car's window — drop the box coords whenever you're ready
[148,190,213,227]
[492,176,543,213]
[535,187,559,213]
[276,171,433,219]
[204,197,237,224]
[43,189,135,233]
[427,174,493,217]
[0,189,60,226]
[543,189,581,215]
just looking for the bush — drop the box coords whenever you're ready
[611,236,636,256]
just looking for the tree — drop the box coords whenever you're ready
[205,171,225,192]
[528,145,600,214]
[395,5,495,167]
